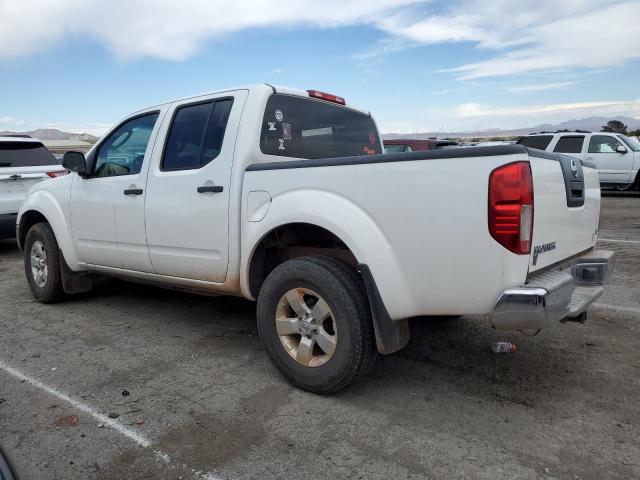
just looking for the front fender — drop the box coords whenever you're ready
[18,189,82,269]
[241,188,414,320]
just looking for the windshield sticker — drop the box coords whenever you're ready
[282,122,292,141]
[302,127,333,138]
[278,139,285,151]
[267,121,276,131]
[275,109,284,122]
[368,132,377,145]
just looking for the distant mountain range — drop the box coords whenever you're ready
[0,128,98,142]
[3,116,640,144]
[383,115,640,140]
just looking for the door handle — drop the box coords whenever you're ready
[123,188,143,195]
[197,185,224,193]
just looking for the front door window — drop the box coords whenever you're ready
[93,113,159,177]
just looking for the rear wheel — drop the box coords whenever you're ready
[257,256,377,394]
[24,223,64,303]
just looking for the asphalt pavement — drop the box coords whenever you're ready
[1,193,638,480]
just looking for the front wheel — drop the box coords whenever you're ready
[256,256,377,394]
[24,223,65,303]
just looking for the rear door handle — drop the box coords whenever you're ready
[123,188,143,195]
[197,185,224,193]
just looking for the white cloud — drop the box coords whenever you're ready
[431,1,640,79]
[507,81,576,93]
[378,98,640,133]
[0,116,25,127]
[66,123,112,137]
[0,0,414,61]
[373,1,640,79]
[1,0,637,82]
[454,99,640,119]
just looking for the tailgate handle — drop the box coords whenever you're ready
[9,174,21,180]
[197,185,224,194]
[123,188,143,196]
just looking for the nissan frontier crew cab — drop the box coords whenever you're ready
[17,85,614,393]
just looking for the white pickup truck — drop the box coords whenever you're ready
[17,85,614,393]
[518,131,640,190]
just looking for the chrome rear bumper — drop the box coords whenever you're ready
[490,250,614,330]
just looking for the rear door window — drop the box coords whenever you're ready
[553,136,585,154]
[517,135,553,150]
[260,94,382,159]
[162,99,233,171]
[0,142,58,167]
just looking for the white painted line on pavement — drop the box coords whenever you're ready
[0,359,225,480]
[593,303,640,314]
[598,238,640,244]
[0,359,151,448]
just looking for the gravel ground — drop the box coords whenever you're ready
[0,193,638,480]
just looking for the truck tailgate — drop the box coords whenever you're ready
[528,153,600,272]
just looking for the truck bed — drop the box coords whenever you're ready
[243,145,600,320]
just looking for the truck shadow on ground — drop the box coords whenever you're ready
[602,190,639,198]
[2,241,590,408]
[83,279,585,406]
[0,238,19,253]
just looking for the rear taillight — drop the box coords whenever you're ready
[46,170,68,178]
[488,161,534,254]
[307,90,346,105]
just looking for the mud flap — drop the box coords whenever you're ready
[358,264,410,354]
[59,250,93,294]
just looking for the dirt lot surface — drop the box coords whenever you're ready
[1,193,639,480]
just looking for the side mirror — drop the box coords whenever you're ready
[616,145,627,154]
[62,151,88,177]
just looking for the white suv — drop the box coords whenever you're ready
[0,136,66,238]
[518,131,640,190]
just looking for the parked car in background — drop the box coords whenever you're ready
[518,131,640,191]
[383,138,457,152]
[0,136,66,238]
[17,84,613,393]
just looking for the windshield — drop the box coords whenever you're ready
[617,135,640,152]
[260,94,382,159]
[0,142,59,167]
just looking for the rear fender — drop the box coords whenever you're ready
[241,188,414,319]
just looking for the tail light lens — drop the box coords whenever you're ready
[488,161,534,254]
[46,170,68,178]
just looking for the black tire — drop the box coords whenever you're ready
[23,222,65,303]
[257,255,377,394]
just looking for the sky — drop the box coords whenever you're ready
[1,0,639,136]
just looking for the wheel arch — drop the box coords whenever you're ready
[18,190,81,268]
[244,222,359,300]
[242,214,412,355]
